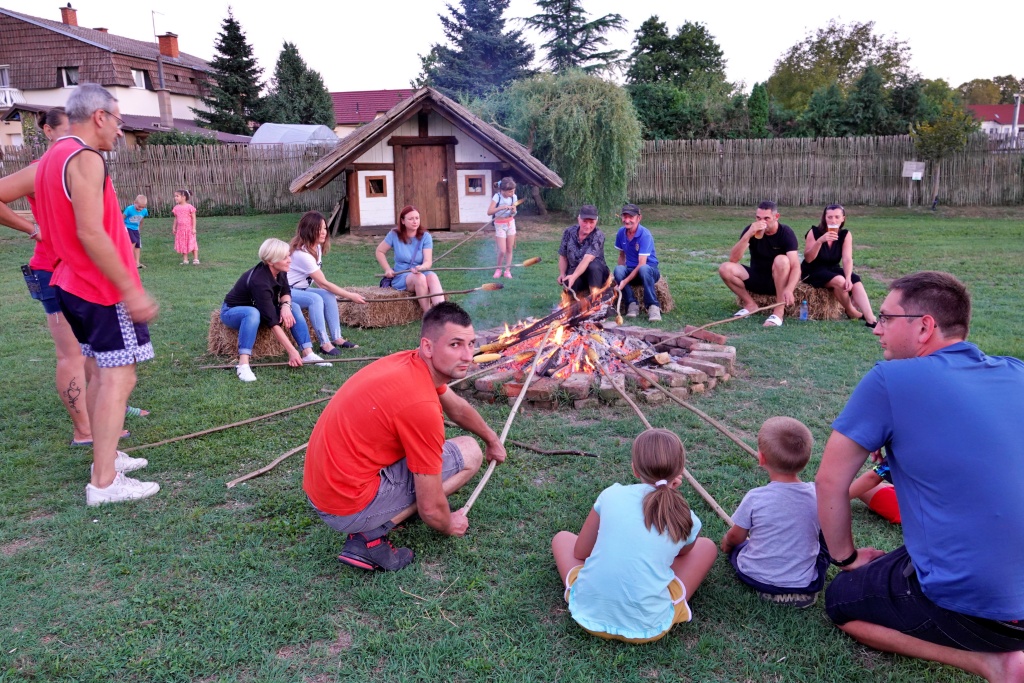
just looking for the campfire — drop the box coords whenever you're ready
[455,282,738,409]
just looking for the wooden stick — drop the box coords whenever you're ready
[462,324,556,514]
[612,352,758,459]
[122,396,331,453]
[226,442,308,488]
[364,284,503,303]
[199,356,379,370]
[592,357,733,526]
[449,356,518,388]
[506,440,598,458]
[379,257,541,276]
[431,198,526,264]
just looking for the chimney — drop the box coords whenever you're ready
[157,88,173,129]
[158,33,179,59]
[59,4,78,26]
[94,27,108,33]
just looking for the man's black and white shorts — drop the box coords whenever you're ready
[56,287,154,368]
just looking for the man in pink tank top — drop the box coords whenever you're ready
[34,84,160,506]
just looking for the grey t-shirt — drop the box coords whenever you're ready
[732,481,820,587]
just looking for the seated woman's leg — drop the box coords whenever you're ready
[850,281,877,325]
[220,304,261,358]
[424,272,445,309]
[290,289,331,349]
[826,275,859,317]
[310,288,346,343]
[287,301,315,353]
[404,273,430,312]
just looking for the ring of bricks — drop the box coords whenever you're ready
[453,325,735,410]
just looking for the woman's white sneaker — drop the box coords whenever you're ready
[236,364,257,382]
[303,352,333,367]
[86,472,160,506]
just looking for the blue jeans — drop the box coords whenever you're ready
[614,264,661,307]
[220,302,312,356]
[290,287,342,347]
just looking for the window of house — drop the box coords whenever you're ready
[61,67,79,88]
[131,69,146,88]
[0,66,10,88]
[365,176,387,198]
[465,175,486,195]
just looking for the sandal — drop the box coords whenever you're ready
[764,314,783,327]
[125,406,149,417]
[71,430,130,446]
[338,340,359,349]
[733,308,751,317]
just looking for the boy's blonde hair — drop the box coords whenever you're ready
[135,194,148,207]
[757,417,813,474]
[632,428,693,544]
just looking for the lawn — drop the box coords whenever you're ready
[1,205,1021,683]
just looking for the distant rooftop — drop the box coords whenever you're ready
[331,89,413,126]
[967,104,1022,124]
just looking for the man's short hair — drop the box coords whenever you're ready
[65,83,117,124]
[756,200,778,213]
[890,271,971,339]
[422,302,473,340]
[758,416,813,474]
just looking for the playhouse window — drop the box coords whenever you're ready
[465,175,486,195]
[61,67,79,88]
[365,176,388,198]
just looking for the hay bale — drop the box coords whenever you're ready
[630,276,675,314]
[338,286,423,329]
[743,282,845,320]
[207,309,316,359]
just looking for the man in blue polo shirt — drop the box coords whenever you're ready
[816,271,1024,681]
[613,204,661,322]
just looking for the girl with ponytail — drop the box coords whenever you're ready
[551,428,717,643]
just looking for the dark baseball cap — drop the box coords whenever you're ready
[621,203,641,216]
[578,204,599,219]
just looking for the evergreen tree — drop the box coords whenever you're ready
[797,84,847,137]
[844,65,891,135]
[748,83,769,138]
[626,16,726,90]
[192,9,264,135]
[258,42,335,127]
[524,0,627,75]
[416,0,534,99]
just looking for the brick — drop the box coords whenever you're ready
[598,373,626,402]
[474,370,517,393]
[574,398,600,410]
[669,386,690,400]
[661,334,699,350]
[641,388,667,405]
[668,347,689,358]
[643,329,674,345]
[525,377,559,401]
[706,377,717,391]
[683,325,729,345]
[690,343,736,354]
[527,400,556,411]
[663,362,707,384]
[720,373,731,383]
[644,368,688,387]
[674,357,726,378]
[503,381,524,398]
[689,383,705,394]
[473,391,497,403]
[688,350,735,373]
[561,373,596,399]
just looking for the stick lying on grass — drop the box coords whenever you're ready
[363,283,503,303]
[226,442,308,488]
[380,257,541,276]
[507,440,598,458]
[199,357,379,370]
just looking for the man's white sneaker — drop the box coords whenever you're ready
[648,305,662,322]
[236,364,257,382]
[90,451,148,475]
[626,302,639,318]
[304,352,333,367]
[86,472,160,506]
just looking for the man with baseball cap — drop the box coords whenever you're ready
[613,203,661,322]
[557,204,609,295]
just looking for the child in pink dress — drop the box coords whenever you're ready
[172,189,199,264]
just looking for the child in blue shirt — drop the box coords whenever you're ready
[123,194,148,269]
[552,428,717,643]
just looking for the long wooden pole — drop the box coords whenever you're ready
[226,442,308,488]
[462,324,556,514]
[379,257,541,276]
[363,285,502,303]
[591,357,733,526]
[199,357,379,370]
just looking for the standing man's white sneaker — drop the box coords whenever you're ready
[236,364,257,382]
[86,472,160,506]
[90,451,147,474]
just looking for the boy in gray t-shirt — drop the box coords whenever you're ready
[720,417,829,608]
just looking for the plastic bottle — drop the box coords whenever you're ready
[800,300,809,321]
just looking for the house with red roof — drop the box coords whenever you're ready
[331,89,413,138]
[967,104,1023,137]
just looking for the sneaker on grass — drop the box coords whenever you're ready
[648,305,662,322]
[236,364,257,382]
[86,472,160,506]
[626,302,639,318]
[338,533,414,571]
[304,352,333,368]
[757,590,818,609]
[90,451,147,475]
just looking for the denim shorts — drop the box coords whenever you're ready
[313,439,466,536]
[30,268,62,315]
[826,545,1024,652]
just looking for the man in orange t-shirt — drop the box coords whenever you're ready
[304,302,506,571]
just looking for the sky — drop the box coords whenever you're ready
[5,0,1019,93]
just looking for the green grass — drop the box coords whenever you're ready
[1,206,1021,682]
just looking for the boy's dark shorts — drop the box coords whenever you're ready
[741,265,776,295]
[826,545,1024,652]
[55,287,155,368]
[127,229,142,248]
[729,535,830,595]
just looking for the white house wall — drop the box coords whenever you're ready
[456,170,492,224]
[353,120,417,164]
[427,112,499,164]
[357,170,395,226]
[20,87,206,120]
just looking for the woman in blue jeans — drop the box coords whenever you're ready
[221,238,329,382]
[287,211,366,355]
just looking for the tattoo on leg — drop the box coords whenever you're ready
[64,378,82,413]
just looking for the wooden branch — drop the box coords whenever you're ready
[462,324,556,515]
[226,442,308,488]
[364,284,502,303]
[379,257,540,276]
[506,440,598,458]
[122,397,331,453]
[199,357,379,370]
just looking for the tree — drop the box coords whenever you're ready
[748,82,769,138]
[416,0,534,99]
[911,101,979,203]
[145,129,217,145]
[765,20,911,112]
[796,84,847,137]
[258,42,335,126]
[523,0,627,75]
[192,9,263,135]
[992,75,1024,104]
[957,78,1002,105]
[844,65,892,135]
[626,16,726,90]
[477,70,641,215]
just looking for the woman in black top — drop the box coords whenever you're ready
[221,238,328,382]
[801,204,877,327]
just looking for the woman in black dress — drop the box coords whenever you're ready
[801,204,877,327]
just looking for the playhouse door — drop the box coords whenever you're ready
[402,145,450,230]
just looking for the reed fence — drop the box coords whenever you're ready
[629,134,1024,206]
[0,143,342,216]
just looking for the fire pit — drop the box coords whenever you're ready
[455,285,737,410]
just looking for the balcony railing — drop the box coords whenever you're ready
[0,87,27,108]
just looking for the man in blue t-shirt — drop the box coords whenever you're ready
[613,203,662,322]
[816,271,1024,680]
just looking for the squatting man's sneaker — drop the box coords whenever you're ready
[338,533,414,571]
[626,302,639,318]
[86,472,160,506]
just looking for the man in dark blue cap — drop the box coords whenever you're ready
[613,203,661,321]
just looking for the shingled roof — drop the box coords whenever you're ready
[291,87,563,193]
[332,89,414,126]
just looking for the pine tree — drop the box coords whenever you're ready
[192,9,263,135]
[524,0,627,75]
[844,65,891,135]
[258,42,335,126]
[416,0,534,99]
[748,83,769,138]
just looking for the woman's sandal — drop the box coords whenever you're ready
[126,406,149,417]
[71,430,130,447]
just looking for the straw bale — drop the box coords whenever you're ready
[743,283,845,320]
[338,287,422,328]
[630,276,675,313]
[207,309,317,358]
